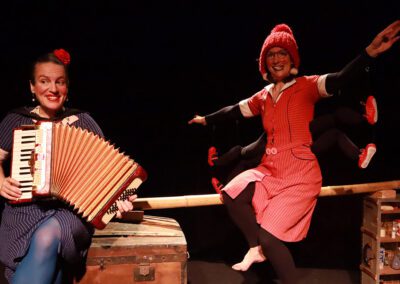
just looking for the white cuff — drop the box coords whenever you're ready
[317,74,333,97]
[239,99,254,117]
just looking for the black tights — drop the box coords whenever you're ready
[222,184,298,284]
[259,229,298,284]
[213,133,265,184]
[222,183,259,247]
[312,128,360,160]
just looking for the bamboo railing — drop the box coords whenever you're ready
[132,180,400,210]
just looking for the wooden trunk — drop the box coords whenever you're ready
[76,215,187,284]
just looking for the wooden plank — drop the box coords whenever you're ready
[131,180,400,210]
[321,181,400,197]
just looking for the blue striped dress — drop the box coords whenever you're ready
[0,107,104,281]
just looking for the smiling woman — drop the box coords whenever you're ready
[29,52,69,118]
[0,49,138,284]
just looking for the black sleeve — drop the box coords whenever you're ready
[325,50,374,94]
[205,104,243,125]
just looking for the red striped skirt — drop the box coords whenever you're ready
[222,145,322,242]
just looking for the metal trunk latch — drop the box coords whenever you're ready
[134,263,155,281]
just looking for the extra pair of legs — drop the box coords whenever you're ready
[208,132,266,193]
[209,96,378,193]
[309,96,377,169]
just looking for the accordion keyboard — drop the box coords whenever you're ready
[11,128,36,202]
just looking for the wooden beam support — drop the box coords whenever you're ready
[132,180,400,210]
[319,180,400,197]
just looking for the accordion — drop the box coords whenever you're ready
[10,121,147,229]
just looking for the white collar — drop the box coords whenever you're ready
[264,78,296,94]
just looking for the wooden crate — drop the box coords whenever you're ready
[361,197,400,284]
[76,215,187,284]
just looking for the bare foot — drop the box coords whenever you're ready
[232,246,266,271]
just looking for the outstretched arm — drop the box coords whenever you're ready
[325,20,400,94]
[188,104,243,126]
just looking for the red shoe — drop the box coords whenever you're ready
[364,96,378,125]
[208,146,218,166]
[358,143,376,169]
[211,177,223,194]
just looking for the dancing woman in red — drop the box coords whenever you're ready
[189,21,400,283]
[208,99,379,193]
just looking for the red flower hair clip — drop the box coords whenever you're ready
[53,49,71,65]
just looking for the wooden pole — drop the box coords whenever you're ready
[133,194,222,210]
[132,180,400,210]
[319,180,400,197]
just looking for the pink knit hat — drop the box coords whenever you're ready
[259,23,300,80]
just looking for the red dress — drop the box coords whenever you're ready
[222,75,327,242]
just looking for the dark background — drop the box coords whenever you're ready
[0,0,400,273]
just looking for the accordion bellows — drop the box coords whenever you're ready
[11,122,147,229]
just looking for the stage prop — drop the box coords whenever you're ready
[360,196,400,283]
[76,180,399,284]
[75,216,187,284]
[130,180,400,211]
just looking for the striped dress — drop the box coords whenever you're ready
[0,107,103,281]
[222,75,329,242]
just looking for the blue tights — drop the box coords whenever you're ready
[12,217,62,284]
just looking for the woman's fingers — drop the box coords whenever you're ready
[0,178,21,200]
[114,199,135,219]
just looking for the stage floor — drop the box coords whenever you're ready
[187,260,360,284]
[0,260,360,284]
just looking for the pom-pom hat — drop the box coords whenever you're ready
[259,24,300,80]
